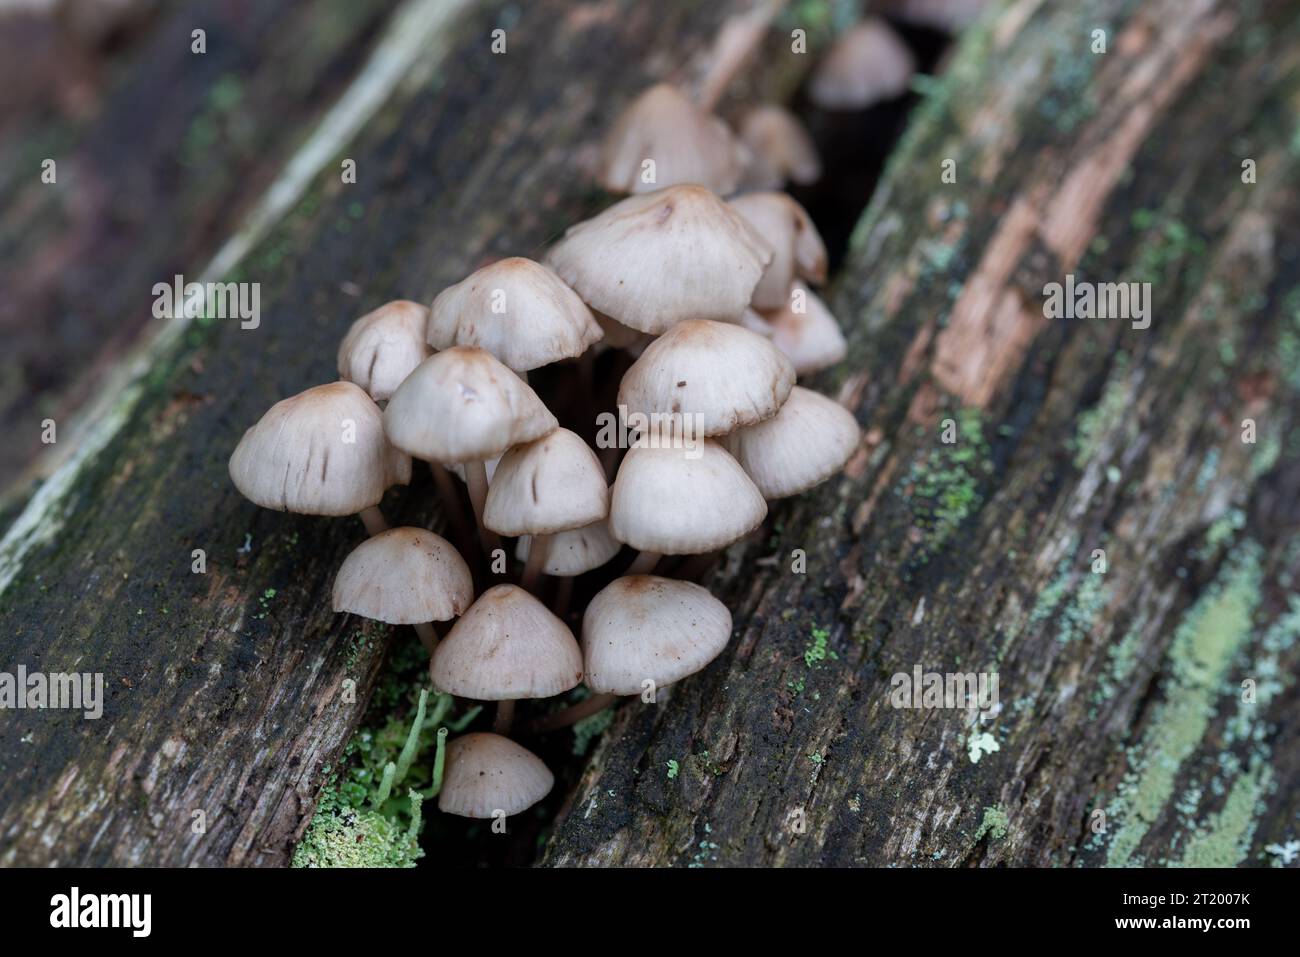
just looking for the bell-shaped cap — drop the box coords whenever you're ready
[610,439,766,553]
[737,106,821,189]
[723,386,861,499]
[427,258,602,372]
[438,733,554,819]
[484,428,609,536]
[728,191,827,310]
[809,18,915,110]
[429,584,583,699]
[762,282,848,375]
[582,575,732,695]
[332,527,472,624]
[618,319,794,436]
[598,83,748,195]
[336,300,431,402]
[384,347,557,464]
[545,185,772,335]
[229,381,411,516]
[515,520,621,576]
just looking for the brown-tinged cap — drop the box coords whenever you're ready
[437,733,554,819]
[728,191,827,310]
[332,527,473,624]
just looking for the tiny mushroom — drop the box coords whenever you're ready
[736,105,822,189]
[723,386,861,500]
[514,519,621,577]
[618,319,795,437]
[728,191,827,310]
[229,381,410,535]
[427,257,602,372]
[336,300,431,402]
[438,732,554,819]
[384,346,557,529]
[598,83,748,195]
[760,281,848,376]
[483,428,610,588]
[545,184,772,335]
[808,18,915,111]
[332,527,473,653]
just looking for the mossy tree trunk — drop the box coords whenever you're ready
[544,0,1300,867]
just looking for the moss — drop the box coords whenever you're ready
[1072,354,1130,469]
[572,708,614,757]
[803,626,836,668]
[902,407,991,560]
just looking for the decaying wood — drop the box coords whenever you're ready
[543,0,1300,866]
[0,0,777,867]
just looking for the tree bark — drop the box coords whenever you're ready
[543,0,1300,867]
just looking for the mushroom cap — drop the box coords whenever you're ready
[618,319,795,436]
[336,300,431,402]
[728,191,827,310]
[427,258,602,372]
[229,381,411,516]
[610,439,767,553]
[383,347,557,464]
[582,575,732,695]
[762,282,848,375]
[737,105,822,189]
[809,18,915,110]
[429,584,583,699]
[723,386,861,499]
[545,185,773,335]
[484,428,610,536]
[514,519,622,576]
[599,83,748,195]
[331,527,472,624]
[437,733,554,819]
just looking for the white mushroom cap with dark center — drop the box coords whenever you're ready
[618,319,795,436]
[514,519,621,576]
[545,185,773,335]
[723,386,861,499]
[437,733,554,819]
[484,428,609,536]
[728,191,827,310]
[737,105,822,189]
[761,282,848,376]
[229,381,411,516]
[336,300,431,402]
[427,258,602,372]
[384,347,557,464]
[599,83,748,195]
[429,584,583,699]
[809,18,915,110]
[610,439,766,553]
[332,527,472,624]
[582,575,732,695]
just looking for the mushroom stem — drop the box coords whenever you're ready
[554,575,574,620]
[526,693,620,734]
[358,505,388,536]
[493,699,516,735]
[626,550,662,575]
[413,622,437,655]
[430,462,476,556]
[521,534,550,591]
[464,460,501,552]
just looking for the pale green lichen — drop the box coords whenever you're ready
[1071,355,1130,469]
[968,730,1000,764]
[975,804,1009,842]
[1174,759,1272,868]
[902,407,991,560]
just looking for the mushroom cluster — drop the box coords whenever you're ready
[228,23,867,832]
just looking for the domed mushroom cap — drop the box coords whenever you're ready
[332,527,472,624]
[545,185,773,335]
[429,584,583,699]
[599,83,748,195]
[618,319,795,436]
[336,300,431,402]
[728,191,827,310]
[582,575,732,695]
[437,733,553,819]
[427,258,602,372]
[515,519,621,576]
[723,386,861,499]
[384,347,557,464]
[762,282,848,375]
[610,439,766,553]
[484,428,609,536]
[737,105,821,189]
[809,18,915,110]
[229,381,411,516]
